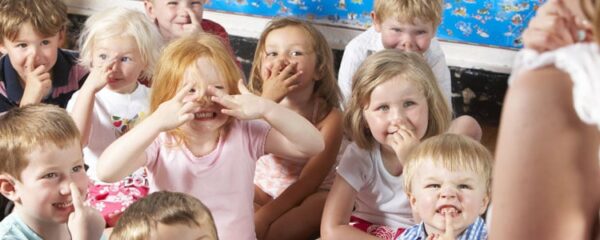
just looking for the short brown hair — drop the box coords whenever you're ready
[344,49,451,150]
[110,191,218,240]
[0,0,68,44]
[0,104,80,180]
[248,18,341,118]
[373,0,443,28]
[403,133,493,195]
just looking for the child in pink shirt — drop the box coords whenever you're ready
[96,34,324,240]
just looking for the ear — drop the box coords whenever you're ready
[371,12,382,33]
[479,193,490,215]
[408,193,422,222]
[57,28,66,47]
[0,175,19,202]
[144,1,157,20]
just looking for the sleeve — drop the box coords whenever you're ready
[144,134,163,169]
[427,39,452,107]
[338,37,368,106]
[336,143,373,192]
[65,90,79,113]
[243,119,272,161]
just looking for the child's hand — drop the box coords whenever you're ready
[209,79,274,120]
[67,183,105,240]
[82,60,116,93]
[426,209,457,240]
[182,8,203,34]
[523,0,591,52]
[261,60,302,102]
[20,54,51,106]
[151,82,200,131]
[387,123,419,165]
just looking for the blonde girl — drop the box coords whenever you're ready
[321,49,452,240]
[248,18,343,239]
[67,7,163,226]
[96,33,324,240]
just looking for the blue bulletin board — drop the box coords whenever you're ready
[205,0,545,49]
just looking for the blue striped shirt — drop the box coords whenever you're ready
[397,217,487,240]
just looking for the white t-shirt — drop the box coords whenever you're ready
[338,26,452,108]
[67,84,150,180]
[337,142,414,229]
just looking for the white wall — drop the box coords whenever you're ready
[64,0,516,74]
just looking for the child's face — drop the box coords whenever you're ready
[92,36,145,94]
[180,57,230,133]
[145,0,204,40]
[12,140,88,225]
[362,75,429,147]
[260,25,318,91]
[374,17,435,54]
[408,160,489,236]
[0,22,63,82]
[151,222,216,240]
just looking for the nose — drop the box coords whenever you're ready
[440,185,458,199]
[59,178,73,196]
[398,34,417,52]
[191,84,211,106]
[389,109,408,125]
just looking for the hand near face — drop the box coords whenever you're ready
[82,59,116,93]
[151,82,201,131]
[67,183,105,240]
[261,60,302,102]
[387,123,420,165]
[20,54,51,106]
[209,79,274,120]
[182,8,203,35]
[426,209,457,240]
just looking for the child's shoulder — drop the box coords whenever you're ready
[0,214,42,240]
[201,19,228,36]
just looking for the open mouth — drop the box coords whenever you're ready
[194,112,217,120]
[436,205,461,216]
[52,201,73,209]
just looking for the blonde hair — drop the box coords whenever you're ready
[0,104,80,180]
[78,8,163,80]
[0,0,68,44]
[150,33,242,144]
[110,191,218,240]
[403,133,493,196]
[248,18,341,118]
[344,49,451,150]
[373,0,443,28]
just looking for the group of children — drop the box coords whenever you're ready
[0,0,597,239]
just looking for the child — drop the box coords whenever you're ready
[491,0,600,239]
[143,0,230,44]
[0,0,88,113]
[0,104,105,239]
[96,33,324,240]
[66,7,163,227]
[398,133,492,240]
[110,191,217,240]
[338,0,450,106]
[321,49,452,240]
[247,18,344,239]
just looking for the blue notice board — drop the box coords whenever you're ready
[205,0,545,49]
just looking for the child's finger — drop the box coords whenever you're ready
[70,183,84,211]
[25,54,34,73]
[174,82,194,102]
[185,8,200,26]
[444,210,456,238]
[237,79,251,94]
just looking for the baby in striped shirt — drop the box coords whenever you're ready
[398,134,492,240]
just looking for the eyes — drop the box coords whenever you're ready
[40,164,85,180]
[167,1,204,7]
[424,183,473,190]
[374,101,416,112]
[97,53,133,63]
[14,40,52,49]
[265,50,305,58]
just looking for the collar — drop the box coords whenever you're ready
[411,217,486,240]
[2,49,72,103]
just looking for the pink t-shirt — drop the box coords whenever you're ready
[145,119,271,240]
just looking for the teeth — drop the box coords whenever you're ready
[53,201,73,208]
[195,112,214,119]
